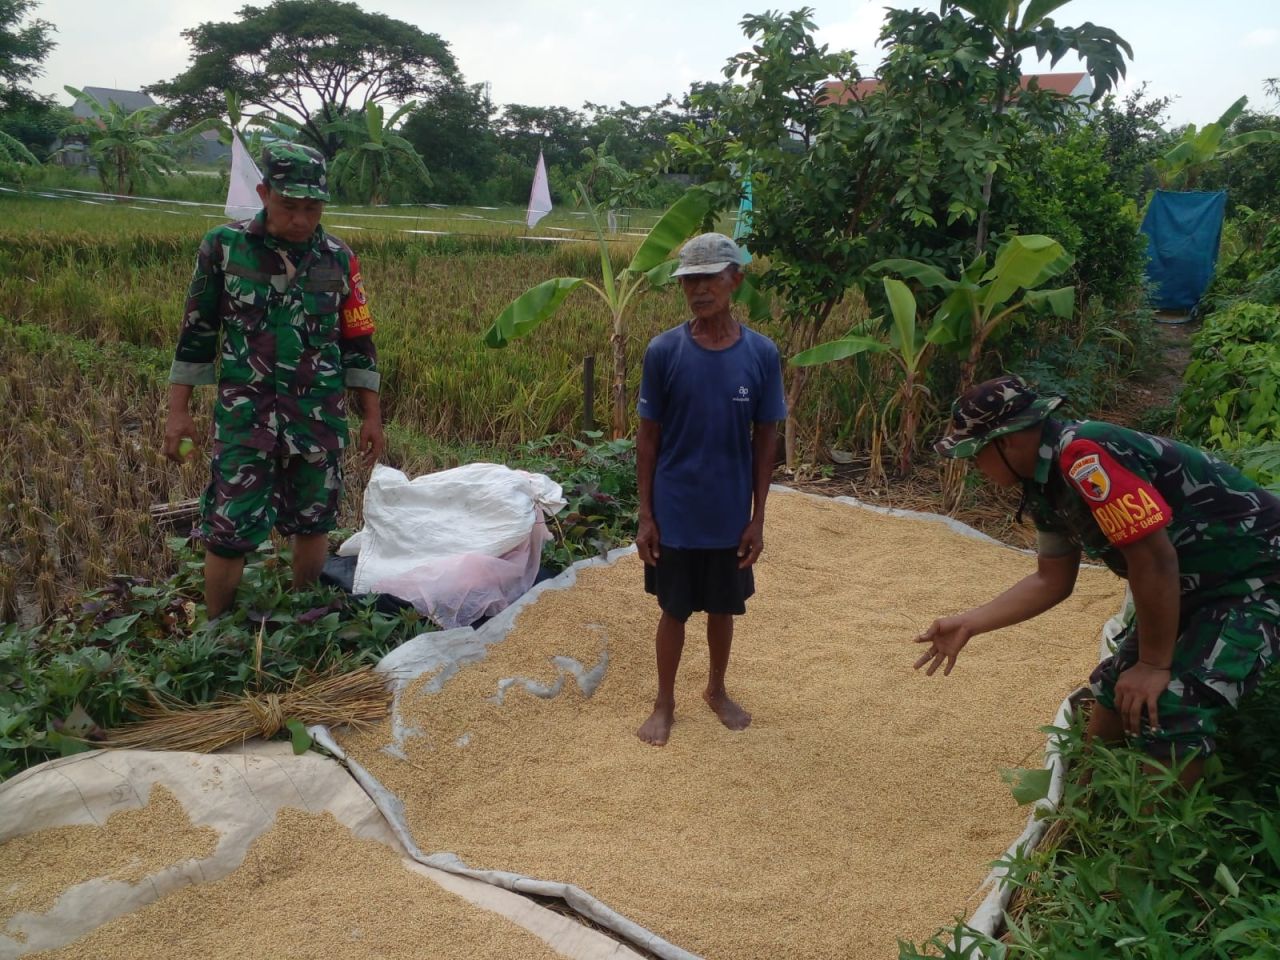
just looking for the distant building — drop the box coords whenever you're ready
[820,72,1094,106]
[57,86,231,168]
[70,86,158,118]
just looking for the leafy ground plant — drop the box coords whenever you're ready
[0,541,422,781]
[516,432,639,570]
[898,683,1280,959]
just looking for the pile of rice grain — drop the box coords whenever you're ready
[341,491,1124,959]
[1,784,218,928]
[13,805,566,959]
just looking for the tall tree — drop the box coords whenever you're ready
[494,103,587,171]
[0,0,55,113]
[326,101,429,205]
[400,82,495,203]
[146,0,461,159]
[882,1,1132,253]
[1090,82,1173,202]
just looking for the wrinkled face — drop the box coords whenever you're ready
[256,184,324,243]
[679,266,743,321]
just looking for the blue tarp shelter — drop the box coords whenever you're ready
[1139,190,1228,311]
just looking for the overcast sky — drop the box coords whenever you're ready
[27,1,1280,127]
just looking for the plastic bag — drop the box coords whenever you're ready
[338,463,566,627]
[377,519,552,629]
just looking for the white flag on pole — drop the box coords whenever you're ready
[526,149,552,228]
[225,130,263,221]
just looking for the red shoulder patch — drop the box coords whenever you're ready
[340,253,375,338]
[1059,438,1171,546]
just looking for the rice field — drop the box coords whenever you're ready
[0,193,875,446]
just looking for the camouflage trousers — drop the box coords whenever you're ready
[1090,586,1280,758]
[200,442,343,558]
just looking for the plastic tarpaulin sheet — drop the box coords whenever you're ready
[1140,189,1227,310]
[0,744,640,960]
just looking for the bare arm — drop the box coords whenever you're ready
[914,549,1082,676]
[1112,529,1180,733]
[635,417,661,565]
[351,386,384,468]
[737,421,778,568]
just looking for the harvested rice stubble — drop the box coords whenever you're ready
[24,807,568,960]
[1,784,218,927]
[340,490,1125,959]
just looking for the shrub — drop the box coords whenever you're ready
[997,124,1148,310]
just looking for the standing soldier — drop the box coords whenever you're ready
[914,374,1280,784]
[162,143,384,617]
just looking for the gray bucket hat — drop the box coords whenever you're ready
[671,232,744,277]
[934,374,1062,459]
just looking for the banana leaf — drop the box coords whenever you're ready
[980,235,1068,311]
[628,189,716,274]
[871,258,953,290]
[1023,285,1076,319]
[883,278,922,371]
[482,277,587,348]
[790,334,889,367]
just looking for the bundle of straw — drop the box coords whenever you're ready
[100,668,391,754]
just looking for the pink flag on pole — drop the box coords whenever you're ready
[526,149,552,228]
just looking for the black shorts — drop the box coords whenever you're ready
[643,546,755,622]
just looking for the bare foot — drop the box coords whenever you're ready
[637,702,675,746]
[703,689,751,731]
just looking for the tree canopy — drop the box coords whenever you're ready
[0,0,55,112]
[146,0,461,158]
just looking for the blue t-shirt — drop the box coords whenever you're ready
[637,320,788,549]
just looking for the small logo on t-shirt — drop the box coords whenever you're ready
[733,385,750,403]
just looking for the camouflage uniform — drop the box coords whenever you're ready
[938,376,1280,758]
[1027,418,1280,758]
[168,143,379,557]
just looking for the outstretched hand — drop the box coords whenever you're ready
[913,615,976,676]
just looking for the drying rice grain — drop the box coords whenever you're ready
[24,808,567,959]
[1,784,218,927]
[340,491,1125,959]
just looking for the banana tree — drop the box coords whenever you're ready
[326,102,428,205]
[59,86,178,196]
[483,186,768,438]
[791,277,934,476]
[1155,96,1280,190]
[876,233,1075,398]
[791,235,1074,478]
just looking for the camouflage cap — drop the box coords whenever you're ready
[261,142,330,201]
[934,374,1062,459]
